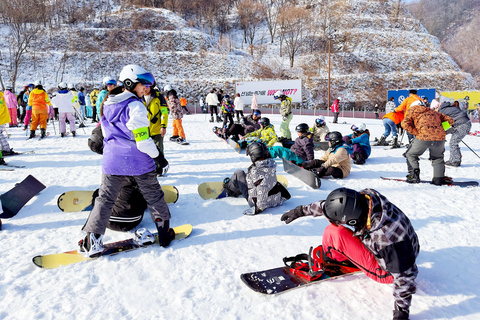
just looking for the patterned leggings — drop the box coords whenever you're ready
[449,122,471,162]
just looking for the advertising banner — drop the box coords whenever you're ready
[235,80,302,105]
[440,91,480,110]
[387,88,436,107]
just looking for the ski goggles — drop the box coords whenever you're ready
[351,125,359,132]
[105,79,117,86]
[315,118,325,126]
[136,72,155,87]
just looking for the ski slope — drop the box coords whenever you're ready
[1,113,480,320]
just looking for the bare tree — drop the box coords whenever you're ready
[237,0,266,55]
[278,5,311,67]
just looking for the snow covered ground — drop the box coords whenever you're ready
[1,113,480,320]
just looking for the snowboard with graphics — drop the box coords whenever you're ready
[32,224,192,269]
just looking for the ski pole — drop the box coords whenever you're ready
[50,117,56,135]
[461,140,480,159]
[73,108,87,134]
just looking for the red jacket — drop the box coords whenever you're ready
[331,100,339,113]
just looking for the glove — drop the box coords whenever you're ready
[281,205,305,224]
[154,154,169,176]
[282,116,287,121]
[301,159,324,169]
[155,219,175,247]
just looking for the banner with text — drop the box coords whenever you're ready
[236,80,302,105]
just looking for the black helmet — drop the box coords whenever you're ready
[324,188,368,227]
[246,142,270,163]
[212,126,218,133]
[252,109,261,117]
[259,117,270,127]
[295,123,309,133]
[326,131,343,148]
[223,95,230,101]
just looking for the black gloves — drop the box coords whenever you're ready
[154,153,169,176]
[281,205,305,224]
[301,159,324,169]
[155,219,175,247]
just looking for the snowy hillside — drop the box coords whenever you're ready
[0,0,477,106]
[1,114,480,319]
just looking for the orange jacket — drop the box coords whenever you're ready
[179,97,187,107]
[28,88,51,111]
[383,111,404,124]
[395,94,422,115]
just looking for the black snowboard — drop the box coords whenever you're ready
[241,265,361,295]
[313,141,329,151]
[282,158,321,189]
[381,177,478,188]
[0,175,46,218]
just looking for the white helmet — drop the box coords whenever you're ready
[34,80,42,87]
[410,99,425,108]
[119,64,154,91]
[58,82,67,90]
[93,83,100,90]
[164,84,172,92]
[68,83,76,90]
[351,123,366,132]
[102,76,116,86]
[273,90,283,99]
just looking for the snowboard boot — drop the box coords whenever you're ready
[432,176,453,186]
[169,135,179,141]
[155,219,175,247]
[445,161,460,167]
[391,136,400,148]
[209,116,214,123]
[40,129,46,139]
[0,157,6,165]
[216,115,222,122]
[177,137,187,144]
[61,132,65,138]
[28,130,36,139]
[78,232,104,257]
[374,135,388,146]
[406,168,420,184]
[353,153,366,165]
[134,228,156,245]
[72,131,76,137]
[79,123,86,128]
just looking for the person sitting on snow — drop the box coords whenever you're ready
[310,116,330,150]
[280,187,420,320]
[301,131,351,179]
[269,123,314,164]
[221,142,290,215]
[240,117,278,148]
[226,109,261,141]
[343,123,371,165]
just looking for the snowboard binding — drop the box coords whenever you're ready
[134,228,156,245]
[283,246,324,282]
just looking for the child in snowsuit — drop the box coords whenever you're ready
[79,64,172,257]
[51,82,76,137]
[27,81,52,139]
[269,123,314,164]
[343,123,371,165]
[242,117,278,148]
[226,109,261,140]
[311,116,330,148]
[222,142,290,215]
[0,92,12,154]
[221,95,235,131]
[4,87,18,127]
[375,111,404,148]
[274,91,293,140]
[280,187,419,320]
[167,89,187,144]
[301,131,351,179]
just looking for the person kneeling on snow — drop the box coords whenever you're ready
[300,131,351,179]
[343,123,371,165]
[222,142,290,215]
[240,117,278,148]
[281,187,419,320]
[269,123,314,164]
[311,116,330,150]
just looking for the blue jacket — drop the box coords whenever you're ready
[78,92,86,105]
[345,131,371,157]
[96,90,109,109]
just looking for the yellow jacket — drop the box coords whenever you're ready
[144,90,169,136]
[90,89,100,106]
[0,92,12,125]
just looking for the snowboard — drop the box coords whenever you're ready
[2,150,35,157]
[241,264,362,295]
[32,224,193,269]
[313,141,329,151]
[0,168,14,171]
[214,132,241,153]
[198,175,289,200]
[381,177,479,188]
[0,175,46,219]
[57,185,179,212]
[282,158,321,189]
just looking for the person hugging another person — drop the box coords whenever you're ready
[343,123,371,165]
[222,142,290,215]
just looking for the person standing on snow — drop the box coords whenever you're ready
[222,142,290,215]
[330,98,340,123]
[78,87,86,121]
[17,86,27,124]
[402,100,454,185]
[96,77,117,121]
[27,80,51,139]
[206,88,220,123]
[385,97,396,113]
[179,96,190,115]
[0,91,12,154]
[143,83,169,154]
[433,100,471,167]
[89,85,101,122]
[22,84,34,130]
[233,93,244,123]
[4,87,18,127]
[375,110,404,148]
[79,64,172,257]
[274,90,293,141]
[68,83,86,128]
[281,187,420,320]
[395,89,423,143]
[166,87,188,145]
[51,82,76,137]
[220,94,235,132]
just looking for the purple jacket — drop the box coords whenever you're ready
[290,133,314,161]
[102,94,156,176]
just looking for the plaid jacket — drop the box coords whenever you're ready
[302,188,419,310]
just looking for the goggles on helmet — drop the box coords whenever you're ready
[351,125,358,131]
[105,79,117,86]
[137,72,155,87]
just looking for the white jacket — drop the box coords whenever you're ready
[51,91,75,113]
[234,96,244,111]
[206,92,219,106]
